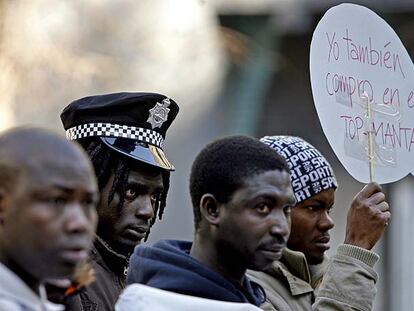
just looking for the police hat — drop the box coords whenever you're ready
[60,92,179,171]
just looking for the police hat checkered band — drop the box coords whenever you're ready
[66,123,164,148]
[261,136,338,203]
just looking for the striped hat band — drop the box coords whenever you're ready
[66,122,164,148]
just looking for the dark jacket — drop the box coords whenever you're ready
[65,236,129,311]
[127,239,266,306]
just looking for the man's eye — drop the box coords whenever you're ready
[49,196,67,207]
[82,198,96,208]
[125,188,137,200]
[256,203,270,214]
[306,206,315,211]
[150,193,159,203]
[284,205,292,215]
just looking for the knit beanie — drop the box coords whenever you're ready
[260,136,338,203]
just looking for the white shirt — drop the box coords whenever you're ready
[0,262,63,311]
[116,283,262,311]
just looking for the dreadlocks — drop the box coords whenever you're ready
[79,138,170,238]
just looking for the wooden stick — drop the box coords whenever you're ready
[365,93,374,182]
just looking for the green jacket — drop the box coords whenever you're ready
[248,244,379,311]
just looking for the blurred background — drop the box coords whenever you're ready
[1,0,413,309]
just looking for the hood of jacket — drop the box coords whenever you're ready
[127,239,265,306]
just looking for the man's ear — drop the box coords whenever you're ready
[199,194,221,226]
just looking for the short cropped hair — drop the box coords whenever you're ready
[189,135,289,229]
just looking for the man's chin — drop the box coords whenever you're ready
[249,256,280,271]
[306,254,325,265]
[40,264,77,282]
[114,237,144,255]
[249,261,274,272]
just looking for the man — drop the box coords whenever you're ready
[59,92,179,310]
[248,136,391,311]
[0,127,98,311]
[126,135,297,306]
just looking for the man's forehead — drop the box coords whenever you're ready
[128,166,164,187]
[128,159,164,176]
[25,157,95,187]
[298,188,335,207]
[233,170,294,200]
[241,170,291,188]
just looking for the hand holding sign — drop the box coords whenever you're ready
[310,3,414,184]
[344,182,390,250]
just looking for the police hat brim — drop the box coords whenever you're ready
[100,137,175,171]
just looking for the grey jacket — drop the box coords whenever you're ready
[248,244,379,311]
[0,262,63,311]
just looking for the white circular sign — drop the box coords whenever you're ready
[310,3,414,184]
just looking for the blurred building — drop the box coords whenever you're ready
[0,1,413,310]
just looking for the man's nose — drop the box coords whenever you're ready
[269,211,290,239]
[65,203,96,234]
[135,195,155,220]
[318,211,335,231]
